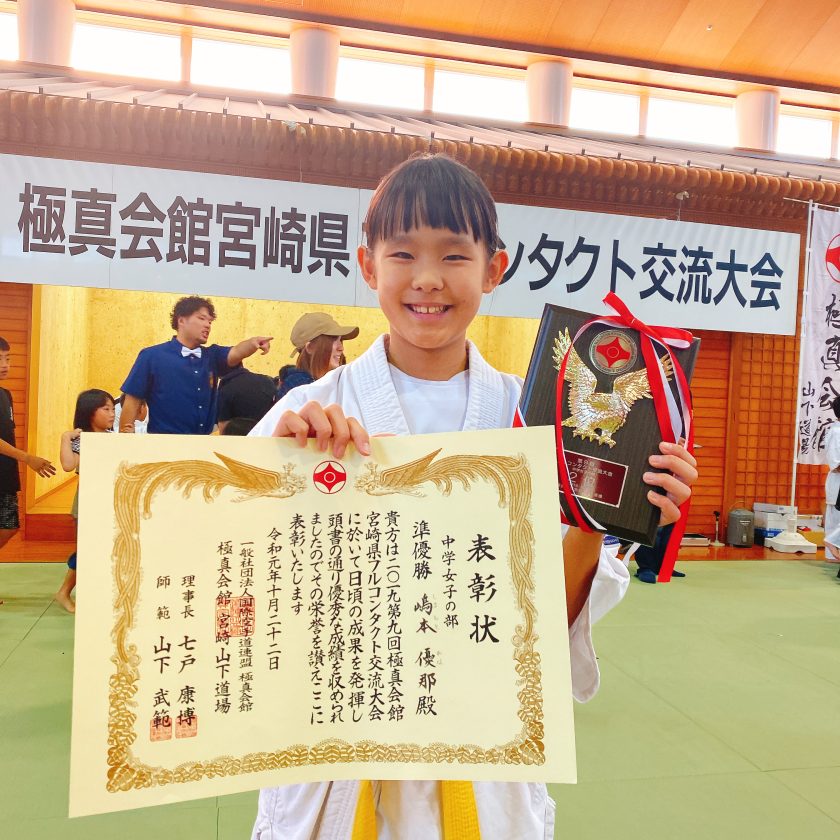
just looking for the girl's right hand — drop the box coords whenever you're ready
[64,428,82,441]
[271,402,370,459]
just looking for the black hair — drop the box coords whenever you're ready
[222,417,258,436]
[833,395,840,420]
[170,296,216,331]
[363,153,501,256]
[73,389,113,432]
[0,336,9,351]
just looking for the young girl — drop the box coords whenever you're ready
[56,389,115,613]
[249,154,697,839]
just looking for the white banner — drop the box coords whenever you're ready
[0,153,800,334]
[491,204,799,334]
[797,207,840,464]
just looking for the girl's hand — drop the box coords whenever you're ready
[272,401,370,459]
[643,440,698,527]
[65,428,83,441]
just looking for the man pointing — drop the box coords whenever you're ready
[120,295,272,434]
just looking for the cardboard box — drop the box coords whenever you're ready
[754,527,783,546]
[753,503,796,532]
[801,529,825,546]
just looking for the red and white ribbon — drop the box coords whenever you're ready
[517,293,695,582]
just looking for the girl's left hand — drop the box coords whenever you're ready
[643,440,698,527]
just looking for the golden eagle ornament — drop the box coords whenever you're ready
[553,329,673,448]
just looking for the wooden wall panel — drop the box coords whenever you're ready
[722,329,826,525]
[0,282,32,537]
[728,333,798,509]
[686,329,730,536]
[796,463,828,513]
[672,311,827,539]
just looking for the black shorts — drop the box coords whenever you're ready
[0,492,20,530]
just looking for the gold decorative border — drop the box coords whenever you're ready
[106,449,543,794]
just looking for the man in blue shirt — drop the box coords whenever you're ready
[119,296,272,434]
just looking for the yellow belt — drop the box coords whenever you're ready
[351,780,481,839]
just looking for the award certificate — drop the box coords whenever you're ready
[69,427,576,817]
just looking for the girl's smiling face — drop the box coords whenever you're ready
[359,225,507,378]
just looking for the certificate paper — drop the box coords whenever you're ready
[69,427,575,817]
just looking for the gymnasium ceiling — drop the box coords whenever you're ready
[76,0,840,94]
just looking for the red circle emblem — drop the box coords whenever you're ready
[313,460,347,494]
[589,329,636,374]
[596,336,632,367]
[825,233,840,283]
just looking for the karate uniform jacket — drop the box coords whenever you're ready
[824,423,840,545]
[248,335,630,840]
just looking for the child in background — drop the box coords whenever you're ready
[249,154,697,839]
[113,394,148,433]
[56,389,115,613]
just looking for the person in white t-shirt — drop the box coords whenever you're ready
[113,394,149,434]
[249,153,698,840]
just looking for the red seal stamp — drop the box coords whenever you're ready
[176,712,198,739]
[313,461,347,494]
[230,595,255,638]
[215,594,231,643]
[150,714,172,742]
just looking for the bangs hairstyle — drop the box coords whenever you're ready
[73,389,113,432]
[364,154,501,256]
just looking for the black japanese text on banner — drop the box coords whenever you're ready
[2,153,799,335]
[489,204,799,335]
[797,207,840,464]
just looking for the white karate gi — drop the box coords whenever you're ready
[824,423,840,546]
[249,336,630,840]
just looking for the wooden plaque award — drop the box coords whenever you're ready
[519,302,700,546]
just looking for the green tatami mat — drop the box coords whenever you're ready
[2,559,838,838]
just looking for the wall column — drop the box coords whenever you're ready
[18,0,76,66]
[526,60,572,126]
[290,27,340,98]
[736,88,780,152]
